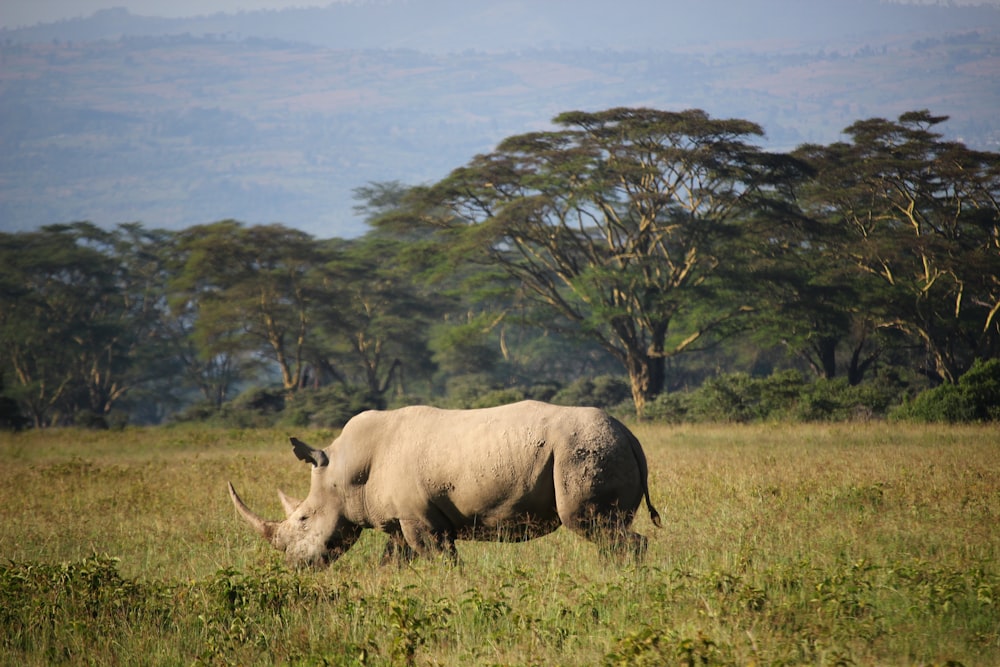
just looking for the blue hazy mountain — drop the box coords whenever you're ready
[4,1,998,51]
[2,1,998,238]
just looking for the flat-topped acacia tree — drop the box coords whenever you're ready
[413,108,806,414]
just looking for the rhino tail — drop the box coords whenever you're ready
[624,426,662,528]
[646,492,662,528]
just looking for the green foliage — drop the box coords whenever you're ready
[551,375,632,410]
[795,111,1000,385]
[3,108,999,426]
[892,358,1000,423]
[0,223,172,427]
[284,385,386,428]
[0,554,173,662]
[645,370,903,423]
[0,394,28,431]
[467,387,526,409]
[220,387,287,428]
[421,107,807,411]
[172,384,386,428]
[605,628,729,666]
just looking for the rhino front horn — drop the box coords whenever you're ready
[228,482,277,542]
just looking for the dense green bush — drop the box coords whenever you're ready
[160,361,1000,426]
[0,394,28,431]
[551,375,632,410]
[645,370,904,423]
[469,388,527,409]
[892,358,1000,423]
[0,555,173,660]
[171,384,386,428]
[283,385,386,427]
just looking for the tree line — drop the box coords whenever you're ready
[1,108,998,428]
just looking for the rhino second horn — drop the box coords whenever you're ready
[277,489,302,518]
[228,482,277,542]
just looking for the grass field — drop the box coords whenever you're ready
[1,423,997,665]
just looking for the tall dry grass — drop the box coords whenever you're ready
[1,422,997,664]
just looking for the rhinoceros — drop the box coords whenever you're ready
[228,400,660,568]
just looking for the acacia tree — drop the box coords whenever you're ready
[301,184,448,401]
[172,221,328,394]
[0,223,169,426]
[159,232,247,409]
[308,234,439,400]
[745,212,890,385]
[795,111,1000,383]
[0,226,94,425]
[415,108,806,414]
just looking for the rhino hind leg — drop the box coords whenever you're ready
[559,503,648,561]
[600,526,649,562]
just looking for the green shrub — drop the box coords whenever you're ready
[644,390,690,423]
[680,371,806,423]
[687,372,765,422]
[470,388,526,408]
[959,358,1000,420]
[646,370,904,423]
[0,394,28,430]
[892,358,1000,423]
[283,385,385,428]
[552,375,632,409]
[0,555,173,659]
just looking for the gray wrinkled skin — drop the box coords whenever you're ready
[228,401,661,568]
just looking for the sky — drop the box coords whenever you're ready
[1,1,338,29]
[5,0,1000,29]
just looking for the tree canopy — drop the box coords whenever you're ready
[410,108,810,413]
[1,108,997,426]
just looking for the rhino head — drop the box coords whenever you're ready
[228,437,362,568]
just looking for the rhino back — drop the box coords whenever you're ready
[336,401,636,528]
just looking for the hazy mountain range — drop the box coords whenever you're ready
[2,0,998,238]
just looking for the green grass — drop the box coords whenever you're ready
[1,423,997,665]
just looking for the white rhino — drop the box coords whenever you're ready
[228,400,661,568]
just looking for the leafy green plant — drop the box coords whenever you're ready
[552,375,633,410]
[0,555,173,662]
[893,358,1000,423]
[605,628,729,666]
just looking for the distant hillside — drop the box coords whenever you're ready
[4,0,1000,52]
[1,0,998,238]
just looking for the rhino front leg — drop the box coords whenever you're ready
[399,519,459,563]
[379,529,418,566]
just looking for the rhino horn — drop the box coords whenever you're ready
[228,482,278,542]
[277,489,302,518]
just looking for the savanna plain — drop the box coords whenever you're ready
[1,423,997,665]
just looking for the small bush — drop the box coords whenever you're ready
[0,395,29,431]
[470,388,526,408]
[645,370,904,423]
[892,358,1000,423]
[0,555,173,659]
[284,385,385,428]
[552,375,632,409]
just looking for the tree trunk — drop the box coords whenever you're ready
[624,348,665,417]
[846,339,879,386]
[810,337,838,379]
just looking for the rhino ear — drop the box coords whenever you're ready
[290,437,329,468]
